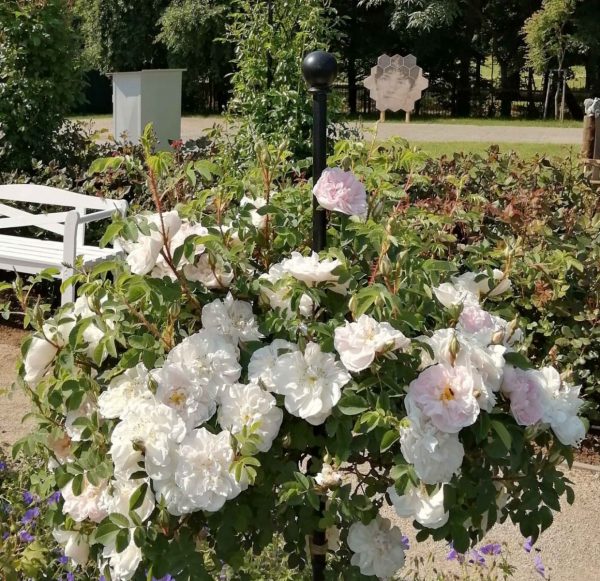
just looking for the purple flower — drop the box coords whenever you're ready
[0,460,6,470]
[524,537,533,553]
[22,491,36,505]
[2,531,9,540]
[401,535,410,550]
[57,555,68,565]
[480,543,502,555]
[18,530,35,543]
[65,573,75,581]
[47,491,62,505]
[469,549,486,566]
[21,507,40,524]
[534,554,546,578]
[152,576,175,581]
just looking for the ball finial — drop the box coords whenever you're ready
[302,51,338,90]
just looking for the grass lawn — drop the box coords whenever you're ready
[411,141,579,159]
[347,114,582,128]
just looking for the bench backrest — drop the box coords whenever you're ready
[0,184,126,238]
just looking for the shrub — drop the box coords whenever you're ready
[0,0,83,172]
[8,140,585,580]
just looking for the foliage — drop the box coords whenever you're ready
[157,0,233,111]
[225,0,343,161]
[4,133,587,580]
[74,0,170,72]
[522,0,581,72]
[0,0,83,172]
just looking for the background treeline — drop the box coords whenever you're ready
[68,0,600,119]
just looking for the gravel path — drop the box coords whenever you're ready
[1,323,598,579]
[79,116,581,145]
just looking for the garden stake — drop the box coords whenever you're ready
[302,49,337,581]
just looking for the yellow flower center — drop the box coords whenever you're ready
[169,390,187,407]
[440,383,455,402]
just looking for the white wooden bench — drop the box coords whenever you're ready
[0,185,127,305]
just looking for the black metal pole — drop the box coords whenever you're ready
[302,51,338,253]
[301,50,337,581]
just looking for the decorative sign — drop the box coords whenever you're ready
[363,54,429,114]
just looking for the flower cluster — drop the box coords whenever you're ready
[16,165,587,581]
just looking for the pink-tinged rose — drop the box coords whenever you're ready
[313,168,367,217]
[458,305,495,336]
[406,364,480,433]
[501,365,544,426]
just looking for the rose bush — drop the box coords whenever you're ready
[7,141,590,579]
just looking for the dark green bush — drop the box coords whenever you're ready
[0,0,83,172]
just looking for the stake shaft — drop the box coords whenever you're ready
[311,89,328,252]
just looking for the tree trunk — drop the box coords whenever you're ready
[347,0,358,114]
[543,71,552,120]
[455,57,471,116]
[554,69,561,120]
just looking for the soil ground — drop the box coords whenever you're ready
[79,116,582,145]
[1,322,599,580]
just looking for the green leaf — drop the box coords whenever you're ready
[94,522,120,545]
[380,429,399,452]
[109,512,131,529]
[491,419,512,450]
[337,393,369,416]
[115,528,130,554]
[129,482,148,512]
[503,351,533,370]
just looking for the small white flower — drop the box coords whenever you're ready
[23,336,58,385]
[433,270,511,309]
[347,515,406,579]
[217,382,283,452]
[241,195,267,229]
[387,485,448,529]
[175,428,244,512]
[315,463,343,488]
[184,253,234,289]
[539,366,586,446]
[281,251,343,286]
[334,314,410,372]
[270,342,351,425]
[259,263,314,317]
[201,293,263,345]
[100,478,155,524]
[248,339,299,390]
[65,396,97,442]
[52,529,90,566]
[126,234,163,275]
[98,364,152,420]
[400,410,464,484]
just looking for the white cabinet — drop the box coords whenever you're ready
[110,69,185,150]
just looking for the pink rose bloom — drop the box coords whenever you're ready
[501,365,544,426]
[313,168,367,217]
[406,364,480,433]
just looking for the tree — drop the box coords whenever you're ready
[226,0,341,159]
[157,0,234,112]
[74,0,171,72]
[523,0,581,119]
[0,0,83,171]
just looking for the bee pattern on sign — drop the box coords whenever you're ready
[363,54,429,114]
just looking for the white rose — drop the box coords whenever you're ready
[259,263,314,317]
[201,293,263,345]
[61,475,108,523]
[102,539,142,581]
[23,336,58,385]
[100,478,155,524]
[126,234,163,275]
[217,382,283,452]
[184,253,234,288]
[400,410,464,484]
[52,529,90,566]
[387,485,448,529]
[65,396,97,442]
[270,342,351,425]
[347,515,406,579]
[175,428,244,512]
[248,339,299,390]
[315,463,343,488]
[241,195,267,229]
[98,363,152,420]
[280,251,343,286]
[334,314,410,372]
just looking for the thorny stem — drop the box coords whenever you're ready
[146,166,204,315]
[122,296,173,351]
